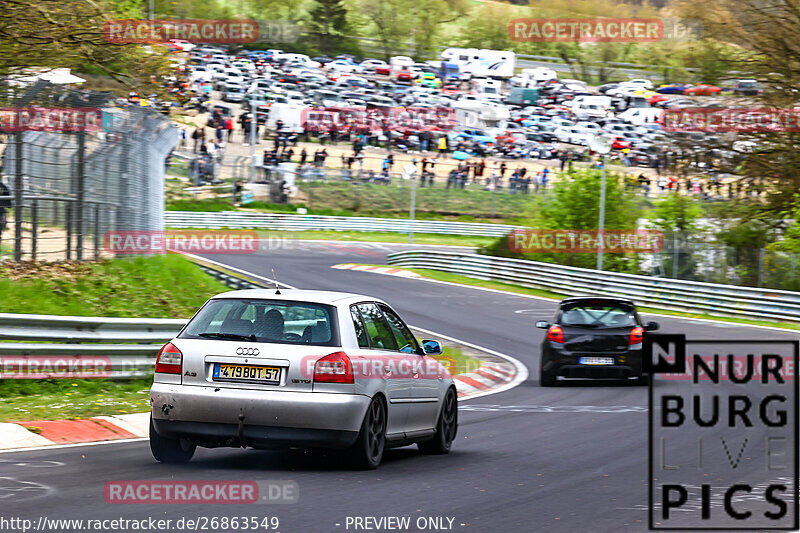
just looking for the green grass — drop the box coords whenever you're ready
[0,255,229,317]
[429,345,481,376]
[298,180,534,219]
[252,229,495,248]
[0,378,153,422]
[166,193,528,224]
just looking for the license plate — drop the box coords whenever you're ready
[579,357,615,366]
[213,363,281,383]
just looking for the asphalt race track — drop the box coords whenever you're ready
[4,241,798,533]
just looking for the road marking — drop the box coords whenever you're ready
[460,404,648,413]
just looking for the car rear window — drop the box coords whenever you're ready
[559,302,637,328]
[180,299,340,346]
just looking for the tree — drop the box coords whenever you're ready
[0,0,172,94]
[647,193,704,279]
[480,169,643,273]
[305,0,356,55]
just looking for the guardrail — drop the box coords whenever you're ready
[387,250,800,323]
[0,264,265,378]
[165,211,522,237]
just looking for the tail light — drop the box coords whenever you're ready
[314,351,354,384]
[547,325,564,343]
[629,327,644,345]
[155,342,182,374]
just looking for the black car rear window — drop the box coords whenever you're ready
[559,302,637,328]
[180,299,340,346]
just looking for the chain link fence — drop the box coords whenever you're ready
[0,81,178,261]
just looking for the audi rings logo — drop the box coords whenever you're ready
[236,347,259,356]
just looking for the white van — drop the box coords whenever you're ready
[390,56,414,71]
[268,103,308,133]
[571,95,612,118]
[510,68,557,88]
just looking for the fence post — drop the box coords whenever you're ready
[94,204,100,261]
[14,132,23,261]
[75,131,86,261]
[31,199,38,261]
[66,202,72,261]
[672,238,679,279]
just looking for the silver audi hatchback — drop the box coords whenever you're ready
[149,289,458,469]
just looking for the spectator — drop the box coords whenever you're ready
[500,161,507,181]
[225,118,233,142]
[0,179,11,247]
[438,135,448,156]
[300,148,307,166]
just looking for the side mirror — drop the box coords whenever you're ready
[536,321,551,329]
[644,321,659,331]
[421,339,443,355]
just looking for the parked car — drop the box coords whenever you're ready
[684,84,722,96]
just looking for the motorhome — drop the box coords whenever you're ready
[452,100,510,137]
[440,48,516,79]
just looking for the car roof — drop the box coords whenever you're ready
[559,296,636,307]
[210,289,386,306]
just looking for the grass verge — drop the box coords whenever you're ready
[0,377,153,422]
[0,255,230,317]
[255,229,495,248]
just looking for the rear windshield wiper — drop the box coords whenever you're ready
[197,332,257,341]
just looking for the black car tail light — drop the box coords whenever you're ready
[547,325,564,343]
[629,326,643,345]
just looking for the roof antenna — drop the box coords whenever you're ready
[272,268,281,295]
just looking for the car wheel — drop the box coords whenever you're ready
[418,388,458,455]
[149,417,195,464]
[540,367,556,387]
[636,374,651,386]
[350,396,386,470]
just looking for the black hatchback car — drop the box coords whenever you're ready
[536,297,659,386]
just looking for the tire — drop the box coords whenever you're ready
[149,417,195,464]
[637,374,651,386]
[419,388,458,455]
[349,397,386,470]
[540,367,556,387]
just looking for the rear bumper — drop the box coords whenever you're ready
[542,349,643,379]
[150,383,370,443]
[151,419,358,449]
[551,364,639,379]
